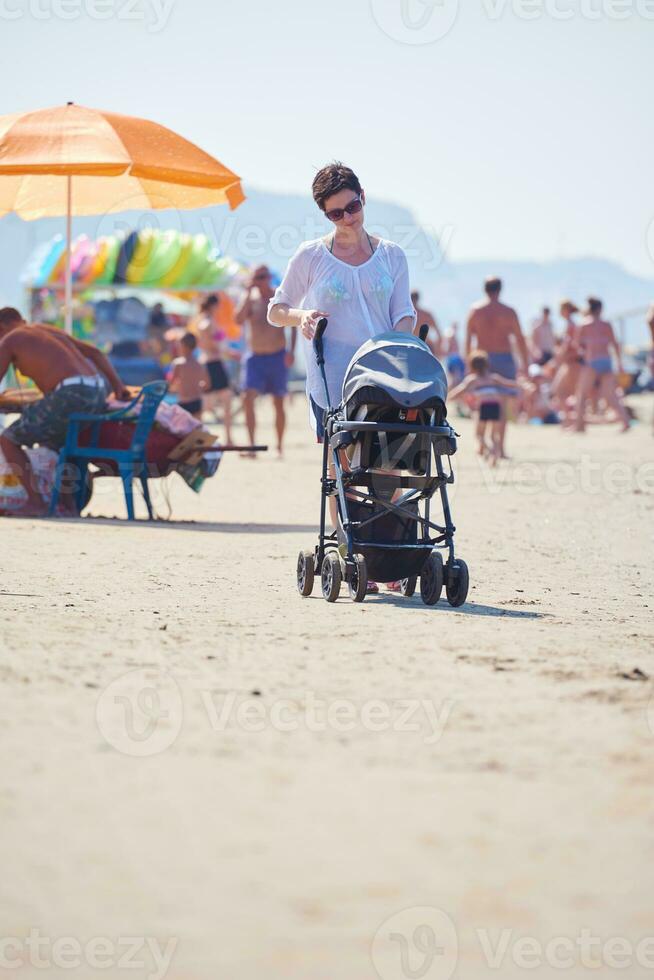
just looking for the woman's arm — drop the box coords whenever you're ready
[267,304,304,329]
[394,315,415,335]
[267,244,316,334]
[268,303,329,340]
[388,247,417,333]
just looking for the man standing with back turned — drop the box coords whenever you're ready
[465,277,530,455]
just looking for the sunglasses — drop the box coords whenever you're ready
[324,196,363,223]
[253,272,270,281]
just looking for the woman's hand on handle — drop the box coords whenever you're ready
[299,310,329,341]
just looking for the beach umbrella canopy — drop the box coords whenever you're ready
[0,102,244,330]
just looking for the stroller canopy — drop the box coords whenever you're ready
[342,332,448,415]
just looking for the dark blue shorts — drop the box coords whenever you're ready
[242,350,287,397]
[206,359,230,392]
[178,398,202,415]
[487,352,517,381]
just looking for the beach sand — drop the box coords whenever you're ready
[1,396,653,979]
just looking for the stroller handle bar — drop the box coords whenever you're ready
[313,316,329,365]
[333,420,454,436]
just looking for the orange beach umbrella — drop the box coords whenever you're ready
[0,103,244,332]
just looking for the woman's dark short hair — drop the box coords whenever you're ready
[587,296,603,315]
[312,162,362,212]
[181,331,197,350]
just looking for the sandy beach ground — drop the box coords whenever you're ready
[1,395,653,980]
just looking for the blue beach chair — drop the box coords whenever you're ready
[49,381,168,521]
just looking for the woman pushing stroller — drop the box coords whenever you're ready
[269,163,469,605]
[268,162,417,593]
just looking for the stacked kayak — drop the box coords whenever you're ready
[24,229,241,290]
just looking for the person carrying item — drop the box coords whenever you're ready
[0,307,129,515]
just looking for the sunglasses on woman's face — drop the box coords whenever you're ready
[324,196,363,223]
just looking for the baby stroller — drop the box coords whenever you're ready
[296,319,470,605]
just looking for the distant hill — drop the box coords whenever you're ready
[1,186,652,346]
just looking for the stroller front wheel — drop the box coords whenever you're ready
[321,552,342,603]
[420,551,444,606]
[348,554,368,603]
[297,550,315,597]
[446,558,469,607]
[400,576,417,598]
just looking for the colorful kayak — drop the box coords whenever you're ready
[160,233,193,287]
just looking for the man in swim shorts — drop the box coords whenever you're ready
[465,277,530,453]
[0,307,129,515]
[236,266,296,456]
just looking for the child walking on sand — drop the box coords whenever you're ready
[449,350,520,463]
[169,333,209,419]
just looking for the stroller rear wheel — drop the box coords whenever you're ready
[348,554,368,603]
[321,552,342,603]
[400,576,417,597]
[446,558,469,607]
[420,551,444,606]
[296,550,315,597]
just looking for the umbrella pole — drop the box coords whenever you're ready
[64,175,72,335]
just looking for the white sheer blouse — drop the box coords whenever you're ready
[268,238,416,409]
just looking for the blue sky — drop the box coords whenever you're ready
[1,0,653,277]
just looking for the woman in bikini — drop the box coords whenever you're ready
[573,297,629,433]
[268,162,417,591]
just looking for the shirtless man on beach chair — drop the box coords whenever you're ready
[0,307,130,516]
